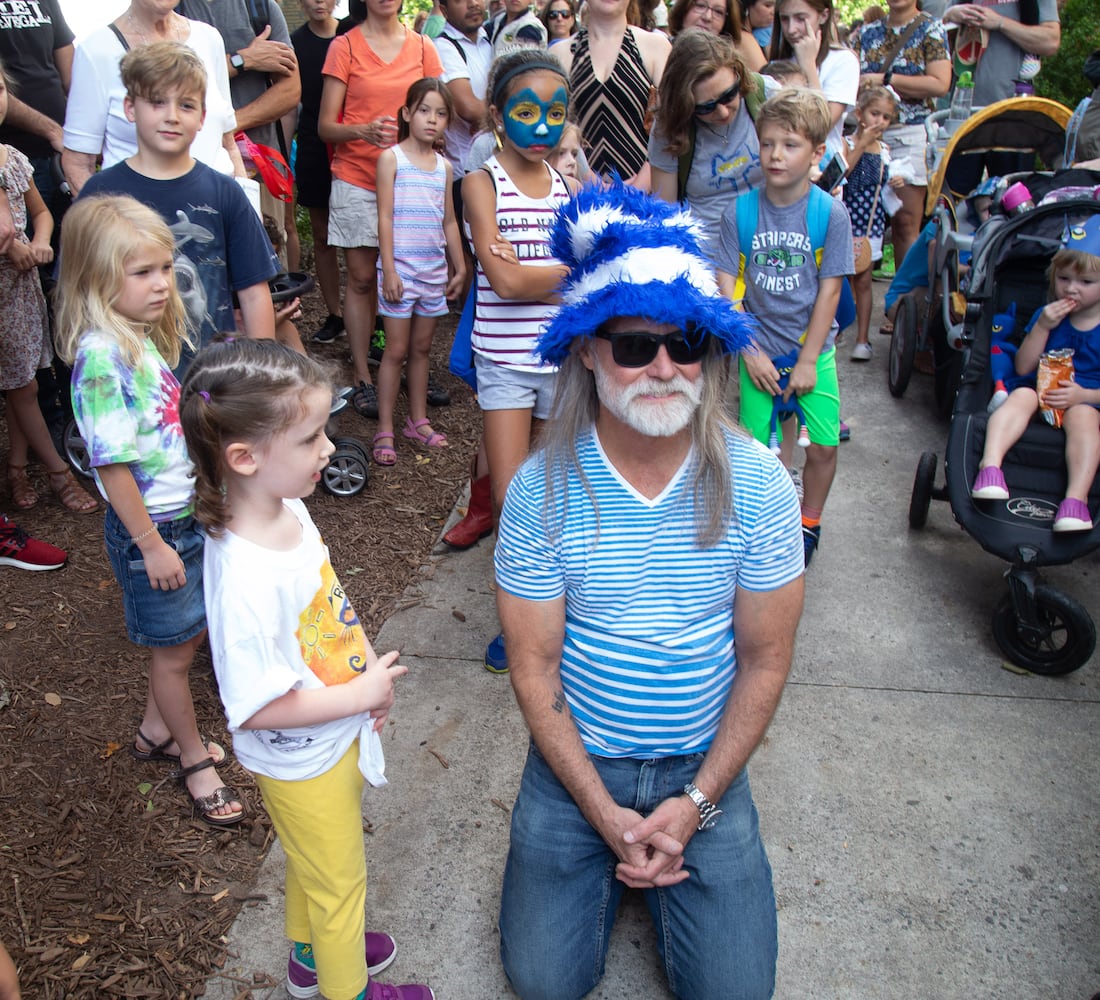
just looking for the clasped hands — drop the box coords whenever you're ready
[606,795,699,889]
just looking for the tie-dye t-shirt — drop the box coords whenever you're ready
[70,330,194,518]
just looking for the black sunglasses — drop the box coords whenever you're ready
[694,81,741,117]
[547,8,574,17]
[594,327,710,367]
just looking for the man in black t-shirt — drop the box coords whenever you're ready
[0,0,74,223]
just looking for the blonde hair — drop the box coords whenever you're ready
[120,40,207,109]
[54,195,190,369]
[756,86,831,146]
[1048,248,1100,299]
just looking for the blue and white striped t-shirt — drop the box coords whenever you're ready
[495,426,803,758]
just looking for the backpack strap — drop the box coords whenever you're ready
[246,0,270,36]
[440,32,469,65]
[806,183,831,268]
[676,124,696,203]
[732,187,759,304]
[744,72,766,121]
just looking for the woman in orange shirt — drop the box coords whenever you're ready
[319,0,443,418]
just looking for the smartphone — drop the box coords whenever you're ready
[815,151,848,192]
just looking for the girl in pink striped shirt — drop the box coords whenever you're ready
[374,78,466,466]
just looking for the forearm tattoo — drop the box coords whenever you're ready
[551,688,568,715]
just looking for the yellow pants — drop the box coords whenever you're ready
[254,741,368,1000]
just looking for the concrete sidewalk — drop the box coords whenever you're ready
[203,337,1100,1000]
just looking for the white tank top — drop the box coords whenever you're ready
[467,155,569,371]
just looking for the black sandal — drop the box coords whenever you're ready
[349,381,378,419]
[174,756,245,827]
[131,727,226,766]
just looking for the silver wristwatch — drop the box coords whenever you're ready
[683,782,722,831]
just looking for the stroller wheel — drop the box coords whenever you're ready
[888,293,919,398]
[321,438,370,497]
[992,584,1096,675]
[63,419,93,479]
[909,451,937,529]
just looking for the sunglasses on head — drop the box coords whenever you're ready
[594,327,711,367]
[547,8,573,16]
[694,81,741,117]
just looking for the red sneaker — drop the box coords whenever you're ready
[0,514,67,570]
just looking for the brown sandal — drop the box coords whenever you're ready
[7,464,39,510]
[49,469,98,514]
[174,756,245,827]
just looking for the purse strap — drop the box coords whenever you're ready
[878,13,926,77]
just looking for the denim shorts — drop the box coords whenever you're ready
[499,742,777,1000]
[328,178,379,248]
[104,506,206,648]
[474,352,558,419]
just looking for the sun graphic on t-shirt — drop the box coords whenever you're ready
[296,559,369,685]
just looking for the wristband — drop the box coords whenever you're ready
[132,523,159,543]
[882,70,893,87]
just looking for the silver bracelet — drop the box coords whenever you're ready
[132,523,159,543]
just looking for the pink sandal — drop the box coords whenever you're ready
[403,417,447,448]
[372,432,397,466]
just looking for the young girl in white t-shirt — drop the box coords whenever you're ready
[769,0,859,153]
[180,338,432,1000]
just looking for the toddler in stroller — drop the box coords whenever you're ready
[970,216,1100,532]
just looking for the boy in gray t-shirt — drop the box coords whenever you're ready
[714,88,853,567]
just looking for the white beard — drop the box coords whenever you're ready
[592,354,702,437]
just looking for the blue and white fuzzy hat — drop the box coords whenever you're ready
[536,180,756,366]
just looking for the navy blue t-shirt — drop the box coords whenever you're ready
[79,161,279,350]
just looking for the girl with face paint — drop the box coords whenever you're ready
[460,49,580,675]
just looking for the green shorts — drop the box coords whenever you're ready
[738,347,840,447]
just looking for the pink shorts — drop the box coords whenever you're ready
[377,274,449,320]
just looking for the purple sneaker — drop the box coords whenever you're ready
[1053,497,1093,533]
[287,933,398,999]
[365,981,436,1000]
[971,466,1009,501]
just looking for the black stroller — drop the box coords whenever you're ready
[909,178,1100,675]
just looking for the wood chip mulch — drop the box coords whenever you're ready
[0,291,478,998]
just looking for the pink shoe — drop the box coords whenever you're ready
[972,466,1009,500]
[1053,498,1093,533]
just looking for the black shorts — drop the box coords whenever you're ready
[295,132,333,209]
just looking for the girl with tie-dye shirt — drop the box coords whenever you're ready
[55,195,244,828]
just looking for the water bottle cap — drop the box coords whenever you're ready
[1001,182,1033,213]
[958,71,972,87]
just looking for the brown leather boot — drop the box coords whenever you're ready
[443,474,493,549]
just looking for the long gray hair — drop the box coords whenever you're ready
[537,339,742,548]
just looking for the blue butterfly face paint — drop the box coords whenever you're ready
[502,86,568,151]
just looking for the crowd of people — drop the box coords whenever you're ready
[0,0,1094,997]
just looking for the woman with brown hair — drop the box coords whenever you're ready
[768,0,858,153]
[648,29,763,249]
[668,0,766,70]
[541,0,579,46]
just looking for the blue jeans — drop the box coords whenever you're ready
[499,743,777,1000]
